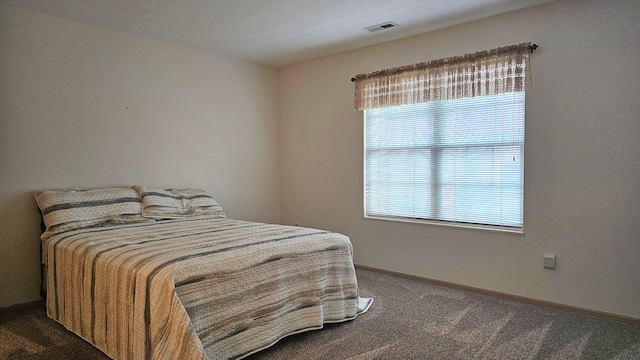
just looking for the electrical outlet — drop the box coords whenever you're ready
[543,253,556,269]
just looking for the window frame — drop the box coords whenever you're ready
[362,95,526,235]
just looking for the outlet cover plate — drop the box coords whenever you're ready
[544,253,556,269]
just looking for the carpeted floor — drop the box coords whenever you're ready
[1,268,639,359]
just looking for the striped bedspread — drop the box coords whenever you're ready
[43,217,372,359]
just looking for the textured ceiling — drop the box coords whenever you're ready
[2,0,554,67]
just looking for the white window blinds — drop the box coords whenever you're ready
[356,43,530,230]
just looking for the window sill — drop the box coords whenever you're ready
[364,215,524,235]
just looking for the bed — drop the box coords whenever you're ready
[35,186,372,360]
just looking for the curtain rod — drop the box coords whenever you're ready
[350,43,538,82]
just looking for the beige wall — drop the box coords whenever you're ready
[0,6,280,307]
[279,0,640,318]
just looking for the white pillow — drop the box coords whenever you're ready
[35,187,149,238]
[135,186,226,219]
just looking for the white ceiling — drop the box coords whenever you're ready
[2,0,554,67]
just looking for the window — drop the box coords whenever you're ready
[365,92,524,229]
[354,43,531,231]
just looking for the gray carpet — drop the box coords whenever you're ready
[252,269,640,359]
[1,268,639,359]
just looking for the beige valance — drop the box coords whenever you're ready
[354,42,531,111]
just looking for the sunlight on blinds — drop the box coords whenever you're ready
[365,92,524,228]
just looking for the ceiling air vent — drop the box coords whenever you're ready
[364,22,399,32]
